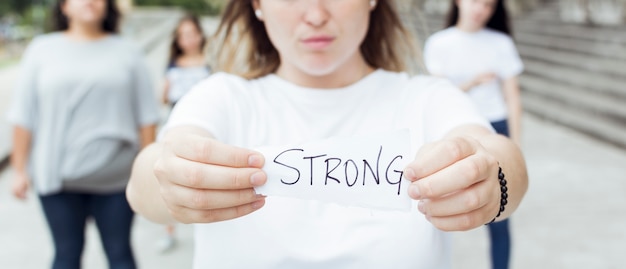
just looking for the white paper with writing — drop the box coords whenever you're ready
[255,130,412,211]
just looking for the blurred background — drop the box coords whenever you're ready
[1,0,625,268]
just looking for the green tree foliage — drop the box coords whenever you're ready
[0,0,37,17]
[135,0,224,15]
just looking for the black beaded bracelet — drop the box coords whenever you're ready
[487,166,508,225]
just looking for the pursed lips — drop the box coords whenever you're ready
[301,35,335,50]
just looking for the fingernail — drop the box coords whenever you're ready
[404,168,416,180]
[251,199,265,209]
[409,184,421,200]
[417,200,425,214]
[248,154,262,167]
[250,172,266,186]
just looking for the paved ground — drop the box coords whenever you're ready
[451,115,626,269]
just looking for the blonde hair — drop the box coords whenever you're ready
[211,0,421,79]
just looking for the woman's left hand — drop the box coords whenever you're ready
[403,135,502,231]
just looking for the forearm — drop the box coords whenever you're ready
[458,81,475,92]
[507,99,522,145]
[162,79,170,104]
[11,126,32,174]
[503,77,522,144]
[127,143,176,224]
[139,124,157,149]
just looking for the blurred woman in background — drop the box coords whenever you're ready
[8,0,160,268]
[161,14,211,108]
[424,0,524,268]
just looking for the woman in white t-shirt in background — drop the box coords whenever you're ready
[424,0,524,268]
[127,0,528,268]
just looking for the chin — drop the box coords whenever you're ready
[299,66,341,77]
[297,59,343,77]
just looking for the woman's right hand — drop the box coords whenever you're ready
[12,171,31,200]
[461,72,497,92]
[471,72,497,87]
[154,128,267,224]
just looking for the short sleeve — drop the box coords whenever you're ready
[6,38,42,131]
[421,78,494,142]
[496,37,524,79]
[157,73,232,141]
[132,52,161,127]
[423,36,445,75]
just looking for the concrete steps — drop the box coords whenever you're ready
[523,58,626,99]
[515,3,626,149]
[514,20,626,44]
[519,73,626,126]
[517,44,626,78]
[515,32,626,61]
[522,93,626,148]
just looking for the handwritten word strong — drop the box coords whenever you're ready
[273,146,405,195]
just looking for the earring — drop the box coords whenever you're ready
[369,0,376,8]
[255,9,263,19]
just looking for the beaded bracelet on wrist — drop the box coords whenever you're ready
[487,166,508,225]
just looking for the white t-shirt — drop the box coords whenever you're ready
[162,70,491,269]
[423,27,524,122]
[165,65,211,104]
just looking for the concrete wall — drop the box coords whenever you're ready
[417,0,626,25]
[419,0,541,16]
[559,0,626,25]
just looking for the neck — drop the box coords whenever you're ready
[455,21,483,33]
[66,22,106,41]
[182,50,203,58]
[276,55,373,89]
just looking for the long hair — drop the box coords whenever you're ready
[169,15,207,66]
[53,0,120,33]
[212,0,420,79]
[446,0,512,36]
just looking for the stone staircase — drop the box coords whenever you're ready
[409,0,626,149]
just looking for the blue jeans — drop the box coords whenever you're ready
[488,119,511,269]
[39,191,136,269]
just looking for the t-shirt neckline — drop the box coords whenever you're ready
[262,69,386,105]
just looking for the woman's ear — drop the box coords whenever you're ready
[252,0,263,21]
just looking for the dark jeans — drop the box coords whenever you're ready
[488,119,511,269]
[39,191,136,269]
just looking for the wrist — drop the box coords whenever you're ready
[12,166,28,175]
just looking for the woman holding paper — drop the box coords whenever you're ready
[127,0,528,268]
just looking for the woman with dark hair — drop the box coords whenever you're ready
[424,0,524,268]
[128,0,528,268]
[158,14,211,252]
[8,0,159,268]
[161,15,211,108]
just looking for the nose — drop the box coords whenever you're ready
[303,0,330,27]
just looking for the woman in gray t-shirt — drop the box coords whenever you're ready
[8,0,159,268]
